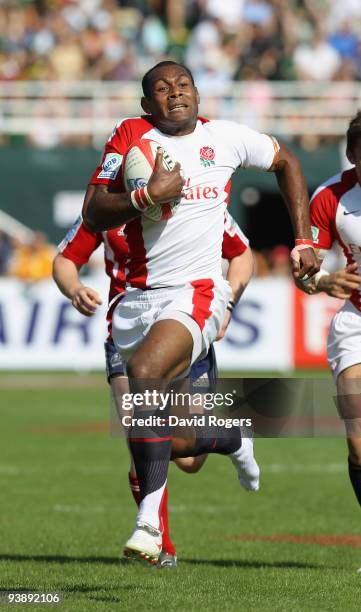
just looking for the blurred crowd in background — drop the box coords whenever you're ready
[0,230,55,281]
[1,0,361,85]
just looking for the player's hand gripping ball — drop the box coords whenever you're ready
[123,139,182,222]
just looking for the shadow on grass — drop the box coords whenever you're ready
[0,586,109,594]
[0,554,128,566]
[182,558,320,569]
[0,554,321,571]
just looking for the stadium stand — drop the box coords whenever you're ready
[1,0,361,149]
[1,1,361,84]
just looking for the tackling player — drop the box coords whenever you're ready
[53,210,256,567]
[297,110,361,509]
[82,61,318,563]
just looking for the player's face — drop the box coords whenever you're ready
[347,137,361,185]
[141,65,200,136]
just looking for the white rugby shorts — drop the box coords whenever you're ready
[327,300,361,380]
[112,278,231,370]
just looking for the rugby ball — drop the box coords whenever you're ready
[122,138,181,222]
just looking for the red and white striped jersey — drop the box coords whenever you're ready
[310,167,361,311]
[90,115,275,290]
[58,210,249,337]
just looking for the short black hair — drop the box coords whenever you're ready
[346,110,361,155]
[141,61,195,98]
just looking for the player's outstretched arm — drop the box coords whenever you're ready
[53,253,102,316]
[83,149,185,232]
[271,143,319,280]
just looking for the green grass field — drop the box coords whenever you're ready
[0,373,360,611]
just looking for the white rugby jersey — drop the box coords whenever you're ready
[91,115,276,289]
[58,210,248,338]
[310,167,361,311]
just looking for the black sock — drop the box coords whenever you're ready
[348,458,361,506]
[129,410,171,501]
[192,416,241,456]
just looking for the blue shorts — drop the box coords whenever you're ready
[189,344,218,392]
[104,340,218,390]
[104,339,126,382]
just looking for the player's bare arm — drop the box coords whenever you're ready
[227,247,254,303]
[216,247,254,341]
[82,183,95,219]
[271,143,319,280]
[53,254,102,316]
[318,263,361,299]
[83,149,184,232]
[83,185,139,232]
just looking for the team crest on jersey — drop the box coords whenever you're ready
[200,146,215,167]
[98,153,122,179]
[311,225,319,244]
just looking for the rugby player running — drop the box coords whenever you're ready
[53,210,255,568]
[83,61,319,564]
[297,111,361,511]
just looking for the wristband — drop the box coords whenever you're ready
[295,239,314,247]
[227,299,236,313]
[143,186,156,207]
[130,187,148,212]
[130,186,157,212]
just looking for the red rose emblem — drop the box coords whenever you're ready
[200,146,215,161]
